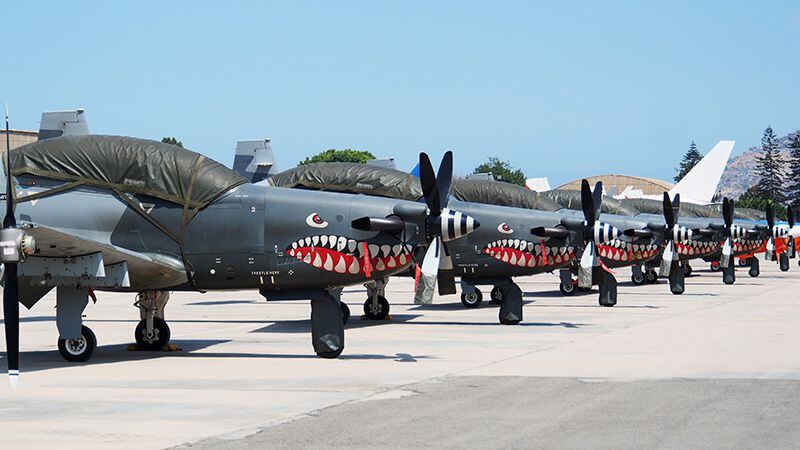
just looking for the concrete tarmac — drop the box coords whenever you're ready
[1,262,800,449]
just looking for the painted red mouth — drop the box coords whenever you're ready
[732,238,765,254]
[597,239,661,263]
[286,236,412,275]
[676,240,719,257]
[483,239,575,268]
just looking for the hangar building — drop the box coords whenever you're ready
[555,174,674,196]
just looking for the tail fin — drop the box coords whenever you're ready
[38,109,89,140]
[669,140,734,204]
[232,138,279,183]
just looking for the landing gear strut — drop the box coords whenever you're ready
[363,278,390,320]
[134,291,172,351]
[559,269,577,296]
[631,265,646,286]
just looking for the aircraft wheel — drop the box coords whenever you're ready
[710,262,721,272]
[559,281,576,296]
[340,302,351,325]
[363,296,390,320]
[631,272,646,286]
[738,258,749,267]
[135,317,171,351]
[317,348,344,359]
[58,325,97,363]
[490,286,504,304]
[461,289,483,308]
[645,270,659,284]
[684,264,693,277]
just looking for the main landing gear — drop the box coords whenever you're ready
[460,278,523,324]
[363,278,390,320]
[134,291,172,351]
[55,286,97,362]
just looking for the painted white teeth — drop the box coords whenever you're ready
[348,239,357,253]
[348,258,360,274]
[509,253,518,265]
[392,244,403,256]
[321,235,328,246]
[337,236,347,251]
[502,252,510,262]
[405,244,413,253]
[527,242,534,252]
[312,236,319,246]
[501,239,508,247]
[398,253,407,265]
[313,253,323,268]
[303,253,312,263]
[512,239,520,249]
[291,242,298,249]
[334,255,346,273]
[381,244,391,257]
[323,254,334,271]
[387,256,397,268]
[328,235,337,248]
[369,244,380,258]
[375,259,385,271]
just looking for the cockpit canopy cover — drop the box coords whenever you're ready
[9,135,246,209]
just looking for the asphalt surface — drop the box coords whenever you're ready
[186,376,800,449]
[1,262,799,449]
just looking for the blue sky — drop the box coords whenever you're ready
[4,1,799,186]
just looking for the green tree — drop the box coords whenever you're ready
[786,133,800,209]
[754,126,786,203]
[474,157,526,186]
[161,137,183,148]
[299,149,375,165]
[674,140,703,182]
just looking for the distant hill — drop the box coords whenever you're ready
[716,130,798,199]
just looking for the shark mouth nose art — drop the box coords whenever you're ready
[597,239,661,262]
[731,238,765,253]
[675,239,719,256]
[287,235,413,274]
[483,239,575,267]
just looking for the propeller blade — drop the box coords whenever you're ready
[722,197,733,228]
[592,181,603,221]
[418,152,441,216]
[765,237,775,261]
[720,237,732,268]
[3,104,19,387]
[659,241,675,277]
[435,151,453,209]
[789,206,796,229]
[3,262,19,388]
[420,236,441,276]
[673,193,681,221]
[580,179,595,226]
[437,242,456,295]
[662,192,674,229]
[766,204,775,230]
[578,241,595,288]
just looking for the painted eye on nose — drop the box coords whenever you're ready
[306,213,328,228]
[497,223,513,234]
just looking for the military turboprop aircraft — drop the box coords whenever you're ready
[0,132,479,385]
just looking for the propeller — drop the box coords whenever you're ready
[575,180,620,289]
[2,105,21,388]
[785,206,796,260]
[414,151,479,303]
[764,203,778,261]
[659,193,694,294]
[720,197,734,269]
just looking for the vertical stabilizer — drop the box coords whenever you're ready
[38,109,90,140]
[669,140,734,204]
[233,138,279,183]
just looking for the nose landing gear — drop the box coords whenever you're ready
[134,291,172,351]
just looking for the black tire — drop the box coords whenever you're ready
[631,272,646,286]
[135,317,171,351]
[363,296,390,320]
[684,264,693,277]
[317,347,344,359]
[710,263,721,272]
[738,258,749,267]
[559,281,577,296]
[500,317,521,325]
[490,286,504,305]
[461,288,483,308]
[340,302,351,325]
[58,325,97,363]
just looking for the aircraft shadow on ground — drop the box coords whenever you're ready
[252,314,424,333]
[185,299,260,306]
[0,340,429,373]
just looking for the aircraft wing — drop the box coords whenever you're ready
[20,223,187,294]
